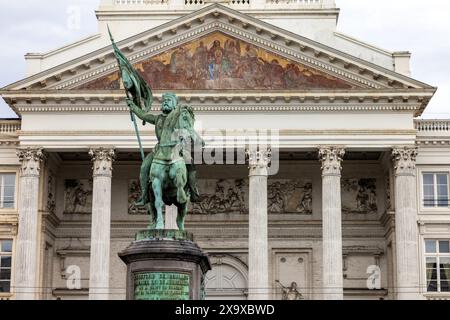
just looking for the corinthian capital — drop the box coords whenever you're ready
[318,146,345,176]
[246,147,271,176]
[17,147,45,177]
[89,147,116,177]
[392,146,418,176]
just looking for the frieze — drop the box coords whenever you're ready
[64,179,93,214]
[128,179,147,215]
[268,180,312,214]
[341,178,377,214]
[191,178,312,214]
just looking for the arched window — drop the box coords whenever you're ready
[205,255,248,300]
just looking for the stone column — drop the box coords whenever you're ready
[319,146,345,300]
[88,147,115,300]
[14,147,45,300]
[247,148,271,300]
[392,146,420,299]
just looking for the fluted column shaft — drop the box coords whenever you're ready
[88,148,115,300]
[319,146,345,300]
[247,148,271,300]
[392,146,420,299]
[14,147,45,300]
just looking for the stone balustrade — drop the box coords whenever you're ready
[0,120,21,134]
[415,119,450,132]
[108,0,333,8]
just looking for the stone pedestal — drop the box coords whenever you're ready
[119,230,211,300]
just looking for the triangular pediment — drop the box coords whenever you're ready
[77,32,354,91]
[2,4,434,93]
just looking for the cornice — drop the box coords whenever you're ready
[12,104,423,114]
[16,129,418,137]
[2,89,434,116]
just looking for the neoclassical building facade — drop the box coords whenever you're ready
[0,1,449,300]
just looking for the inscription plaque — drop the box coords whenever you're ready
[134,272,190,300]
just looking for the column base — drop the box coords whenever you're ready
[118,229,211,300]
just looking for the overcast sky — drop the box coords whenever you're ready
[0,0,449,118]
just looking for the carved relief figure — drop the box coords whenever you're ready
[268,180,313,214]
[192,179,248,214]
[46,173,56,214]
[342,178,377,214]
[385,175,392,210]
[297,182,312,213]
[78,32,354,91]
[276,281,304,300]
[64,179,93,214]
[268,181,284,213]
[192,179,312,214]
[128,179,147,215]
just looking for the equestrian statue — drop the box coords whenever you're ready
[109,28,204,231]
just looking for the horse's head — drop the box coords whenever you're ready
[168,106,204,163]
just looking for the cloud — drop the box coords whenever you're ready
[0,0,100,117]
[336,0,450,118]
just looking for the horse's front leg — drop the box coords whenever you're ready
[151,177,165,229]
[176,202,188,231]
[170,163,188,204]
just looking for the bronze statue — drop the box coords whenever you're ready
[109,28,203,230]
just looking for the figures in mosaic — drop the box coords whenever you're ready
[82,33,353,91]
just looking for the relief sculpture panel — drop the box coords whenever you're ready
[191,179,312,214]
[192,179,248,214]
[128,179,147,215]
[341,178,377,214]
[268,180,312,214]
[64,179,93,214]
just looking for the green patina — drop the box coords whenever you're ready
[109,28,204,231]
[135,229,194,241]
[134,272,190,300]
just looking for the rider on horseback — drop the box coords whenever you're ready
[126,93,202,207]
